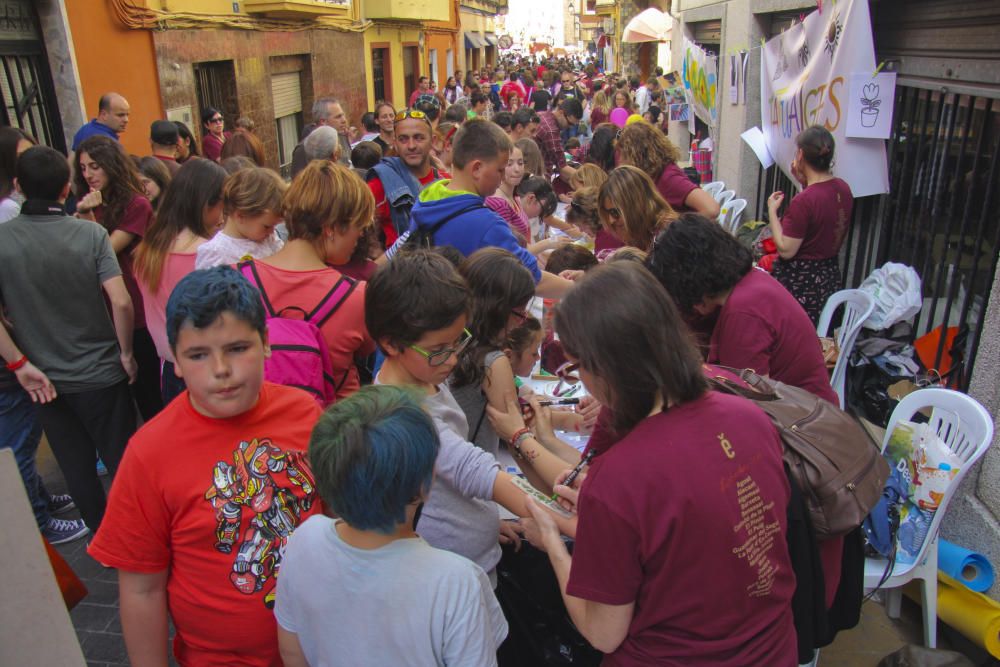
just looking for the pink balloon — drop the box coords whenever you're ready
[610,107,629,128]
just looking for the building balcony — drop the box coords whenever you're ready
[366,0,449,20]
[244,0,350,18]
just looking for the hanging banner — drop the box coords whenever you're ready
[760,0,889,197]
[682,38,718,127]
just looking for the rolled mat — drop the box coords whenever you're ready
[904,573,1000,658]
[939,539,995,592]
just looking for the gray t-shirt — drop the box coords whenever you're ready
[0,212,125,392]
[274,515,507,667]
[420,382,503,583]
[450,350,505,457]
[376,375,502,582]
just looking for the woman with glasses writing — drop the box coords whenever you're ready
[598,166,676,251]
[245,161,376,400]
[492,262,798,665]
[200,107,230,162]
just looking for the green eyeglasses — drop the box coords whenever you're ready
[408,328,473,367]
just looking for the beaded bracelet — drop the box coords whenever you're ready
[510,427,533,459]
[5,354,28,372]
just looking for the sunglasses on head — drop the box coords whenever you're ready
[395,109,430,123]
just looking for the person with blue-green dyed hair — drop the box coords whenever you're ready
[274,385,508,667]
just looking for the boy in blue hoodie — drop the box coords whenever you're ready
[407,119,573,298]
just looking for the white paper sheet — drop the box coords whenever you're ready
[741,126,775,168]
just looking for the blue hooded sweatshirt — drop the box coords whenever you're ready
[408,181,541,283]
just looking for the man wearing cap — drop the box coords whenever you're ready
[412,94,442,132]
[408,76,430,109]
[71,92,130,152]
[148,121,181,176]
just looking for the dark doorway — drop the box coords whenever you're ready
[194,60,239,139]
[0,2,65,151]
[372,46,390,105]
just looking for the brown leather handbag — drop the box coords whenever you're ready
[708,367,889,539]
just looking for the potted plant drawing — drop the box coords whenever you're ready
[861,83,881,127]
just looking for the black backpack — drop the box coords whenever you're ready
[405,204,484,250]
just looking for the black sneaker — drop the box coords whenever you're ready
[47,494,76,515]
[42,517,90,545]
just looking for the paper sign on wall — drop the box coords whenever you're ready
[760,0,889,197]
[846,72,897,139]
[682,37,718,127]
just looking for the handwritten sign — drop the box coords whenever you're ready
[682,38,718,127]
[846,71,896,139]
[760,0,889,197]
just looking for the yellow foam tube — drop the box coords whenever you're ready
[903,572,1000,658]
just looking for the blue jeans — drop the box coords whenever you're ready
[0,387,50,528]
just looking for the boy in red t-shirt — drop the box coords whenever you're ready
[89,266,322,667]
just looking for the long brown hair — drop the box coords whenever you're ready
[74,136,145,231]
[616,121,681,180]
[451,248,535,389]
[133,158,227,290]
[555,262,707,435]
[599,165,676,250]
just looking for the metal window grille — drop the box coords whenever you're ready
[755,85,1000,391]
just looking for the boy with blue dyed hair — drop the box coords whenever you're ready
[89,266,322,667]
[275,385,507,667]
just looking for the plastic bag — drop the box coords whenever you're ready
[859,262,922,330]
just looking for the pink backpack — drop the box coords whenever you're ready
[238,261,356,406]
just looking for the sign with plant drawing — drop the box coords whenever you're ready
[761,0,889,196]
[846,71,896,140]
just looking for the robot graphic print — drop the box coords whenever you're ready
[205,438,316,608]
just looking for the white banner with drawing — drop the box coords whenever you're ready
[760,0,889,197]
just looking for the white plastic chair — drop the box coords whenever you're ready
[816,289,875,409]
[717,189,735,208]
[863,388,994,648]
[702,181,724,199]
[723,198,747,234]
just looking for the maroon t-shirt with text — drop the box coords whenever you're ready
[655,162,698,213]
[780,178,853,260]
[568,390,797,666]
[708,268,838,405]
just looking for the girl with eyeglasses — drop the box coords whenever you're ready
[598,165,677,251]
[200,107,230,162]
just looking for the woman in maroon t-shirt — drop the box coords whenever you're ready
[616,121,721,218]
[200,106,231,162]
[74,136,161,419]
[598,166,676,251]
[767,125,854,324]
[490,262,798,665]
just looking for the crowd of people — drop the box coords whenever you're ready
[0,53,858,666]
